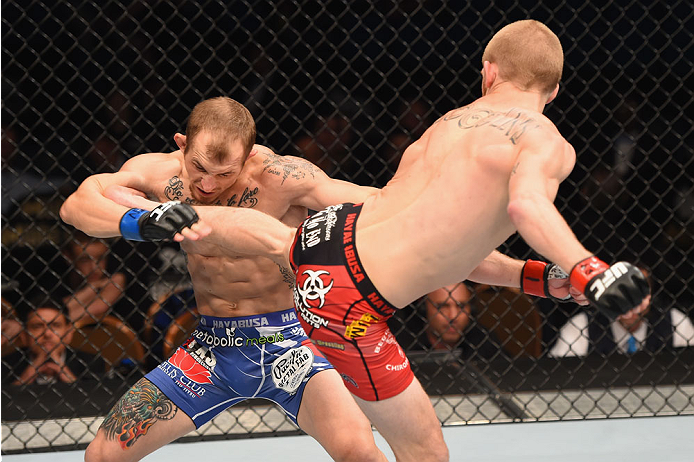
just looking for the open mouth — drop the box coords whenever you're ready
[196,187,214,197]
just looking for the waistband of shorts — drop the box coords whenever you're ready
[340,204,397,317]
[197,308,299,329]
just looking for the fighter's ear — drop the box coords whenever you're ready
[174,133,187,152]
[546,84,559,104]
[482,61,498,91]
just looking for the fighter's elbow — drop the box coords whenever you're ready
[507,194,540,227]
[276,227,299,269]
[59,195,76,225]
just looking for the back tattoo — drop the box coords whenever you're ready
[441,105,540,144]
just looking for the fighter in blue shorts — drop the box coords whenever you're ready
[145,309,331,427]
[62,96,386,462]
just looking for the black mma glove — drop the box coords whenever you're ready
[521,260,572,303]
[569,256,650,319]
[119,201,199,241]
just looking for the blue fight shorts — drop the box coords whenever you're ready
[145,308,332,428]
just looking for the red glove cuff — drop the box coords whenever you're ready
[569,256,609,293]
[521,260,548,297]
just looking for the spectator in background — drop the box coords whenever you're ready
[293,112,358,178]
[291,90,377,184]
[424,283,511,361]
[1,296,23,354]
[381,97,433,173]
[549,269,694,357]
[62,232,127,327]
[2,298,105,385]
[425,283,472,350]
[390,283,508,361]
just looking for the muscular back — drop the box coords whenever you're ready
[358,99,574,307]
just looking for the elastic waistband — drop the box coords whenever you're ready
[197,308,299,329]
[339,204,397,317]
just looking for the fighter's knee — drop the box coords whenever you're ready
[418,434,448,462]
[419,440,449,462]
[331,441,384,462]
[83,438,102,462]
[325,428,384,462]
[430,442,450,462]
[393,436,448,462]
[84,436,119,462]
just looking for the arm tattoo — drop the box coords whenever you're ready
[100,378,177,450]
[262,152,318,185]
[443,106,540,144]
[277,263,295,288]
[164,176,185,200]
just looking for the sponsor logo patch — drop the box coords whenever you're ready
[344,313,379,339]
[374,330,397,354]
[340,373,358,388]
[301,204,342,249]
[314,339,345,350]
[296,269,334,309]
[165,339,217,398]
[173,338,216,381]
[294,269,333,329]
[271,345,314,394]
[192,327,285,348]
[386,357,410,372]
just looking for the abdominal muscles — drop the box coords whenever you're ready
[185,253,294,317]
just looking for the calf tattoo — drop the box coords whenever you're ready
[101,378,177,450]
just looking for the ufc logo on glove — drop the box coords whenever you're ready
[150,201,180,221]
[588,262,628,301]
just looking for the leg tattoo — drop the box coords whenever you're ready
[101,378,178,450]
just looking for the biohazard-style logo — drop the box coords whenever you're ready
[296,269,334,309]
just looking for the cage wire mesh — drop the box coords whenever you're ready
[2,0,693,454]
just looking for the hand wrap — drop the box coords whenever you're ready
[521,260,571,302]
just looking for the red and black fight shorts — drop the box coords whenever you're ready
[289,203,414,401]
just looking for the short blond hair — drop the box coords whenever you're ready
[185,97,256,162]
[482,20,563,94]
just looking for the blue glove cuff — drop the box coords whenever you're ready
[119,208,148,241]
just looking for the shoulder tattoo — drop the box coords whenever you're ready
[443,106,540,144]
[100,378,177,450]
[262,152,318,185]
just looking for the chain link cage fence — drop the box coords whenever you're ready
[2,0,693,455]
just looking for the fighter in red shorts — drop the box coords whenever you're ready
[288,203,407,401]
[184,20,650,462]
